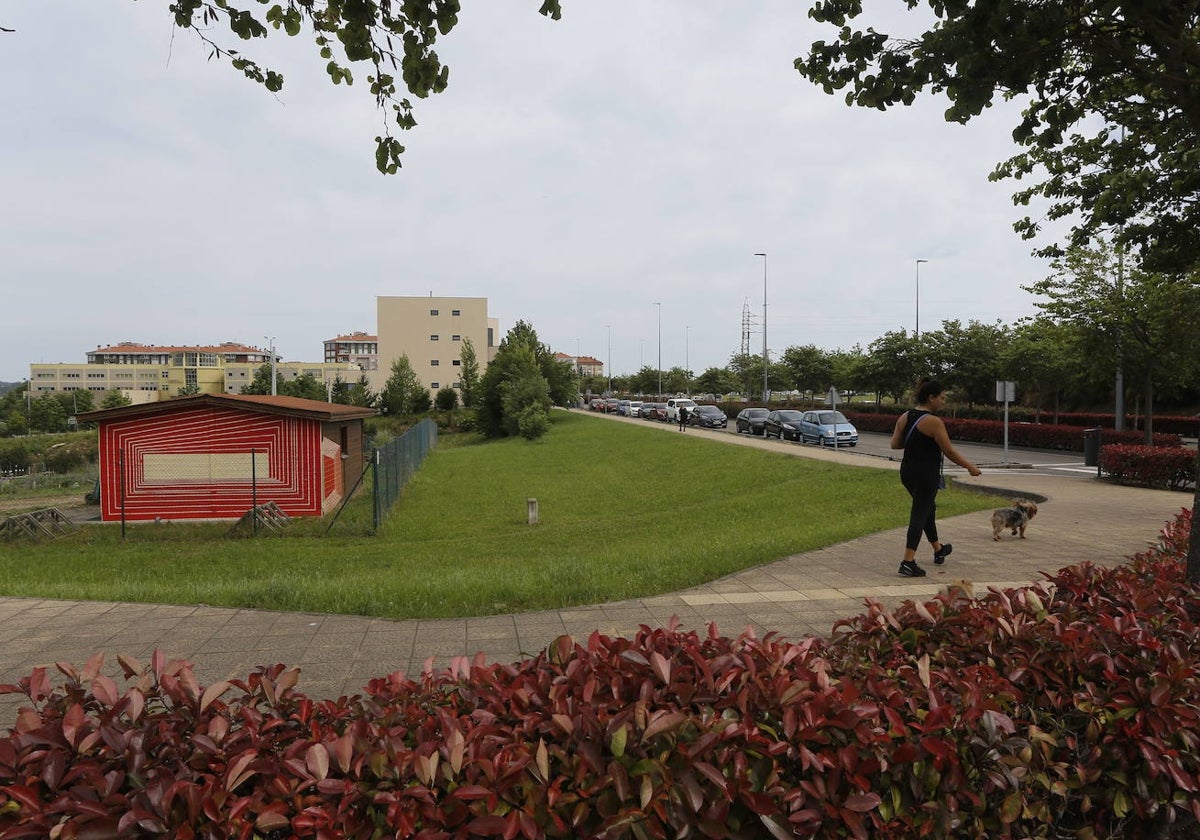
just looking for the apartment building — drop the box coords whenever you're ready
[554,353,604,378]
[323,332,378,371]
[373,296,498,394]
[29,341,360,403]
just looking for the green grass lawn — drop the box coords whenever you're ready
[0,413,1000,618]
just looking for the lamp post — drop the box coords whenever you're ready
[915,259,928,338]
[654,301,662,398]
[685,325,690,395]
[754,253,767,403]
[264,336,277,396]
[604,324,612,395]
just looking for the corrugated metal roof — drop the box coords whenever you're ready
[77,393,376,423]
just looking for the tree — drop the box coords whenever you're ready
[1024,241,1200,441]
[477,320,572,438]
[435,387,458,411]
[859,331,923,404]
[175,384,202,398]
[29,394,67,433]
[160,0,563,174]
[329,376,352,405]
[500,347,552,440]
[694,366,740,397]
[347,374,377,409]
[780,344,834,395]
[796,2,1200,275]
[379,355,425,417]
[240,364,280,396]
[924,320,1010,408]
[100,390,133,410]
[282,372,327,402]
[998,318,1085,423]
[458,338,481,408]
[662,367,691,396]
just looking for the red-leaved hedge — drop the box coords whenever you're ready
[1100,445,1199,490]
[3,509,1199,838]
[847,412,1183,451]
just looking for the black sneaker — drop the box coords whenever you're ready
[898,560,927,578]
[933,544,953,565]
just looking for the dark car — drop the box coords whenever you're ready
[799,410,859,447]
[688,404,728,429]
[644,402,668,421]
[763,410,805,441]
[735,407,769,436]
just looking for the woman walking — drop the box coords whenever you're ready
[889,379,981,577]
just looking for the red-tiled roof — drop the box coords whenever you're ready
[77,393,376,423]
[325,334,378,343]
[90,342,267,354]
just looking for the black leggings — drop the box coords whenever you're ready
[901,471,940,552]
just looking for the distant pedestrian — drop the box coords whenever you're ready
[889,379,981,578]
[678,405,689,431]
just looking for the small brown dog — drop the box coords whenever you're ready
[991,499,1038,541]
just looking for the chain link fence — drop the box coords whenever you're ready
[371,418,438,532]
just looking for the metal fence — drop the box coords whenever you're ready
[372,418,438,532]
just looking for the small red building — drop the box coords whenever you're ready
[77,394,375,521]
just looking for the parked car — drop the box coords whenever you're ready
[604,398,620,413]
[763,409,805,441]
[644,402,667,421]
[735,407,769,436]
[616,399,632,416]
[590,398,607,412]
[799,410,858,446]
[688,405,728,429]
[629,400,644,417]
[665,397,697,422]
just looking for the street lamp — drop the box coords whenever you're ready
[915,259,928,338]
[754,253,767,403]
[264,336,277,396]
[654,301,662,398]
[685,325,690,395]
[604,324,612,395]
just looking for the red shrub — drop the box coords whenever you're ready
[847,412,1182,451]
[3,511,1199,838]
[1100,444,1199,490]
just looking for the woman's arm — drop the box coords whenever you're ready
[889,412,907,450]
[927,418,982,476]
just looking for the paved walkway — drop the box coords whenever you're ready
[2,426,1191,725]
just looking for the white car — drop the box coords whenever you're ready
[629,401,644,417]
[665,398,697,422]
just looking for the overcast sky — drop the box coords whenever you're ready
[1,1,1059,384]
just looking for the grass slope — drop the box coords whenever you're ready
[0,413,999,618]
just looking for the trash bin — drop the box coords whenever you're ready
[1083,428,1101,467]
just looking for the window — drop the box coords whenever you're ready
[451,309,461,316]
[452,359,461,366]
[430,334,439,341]
[430,360,439,366]
[161,371,170,379]
[451,334,461,341]
[430,308,439,316]
[452,381,461,388]
[431,382,440,389]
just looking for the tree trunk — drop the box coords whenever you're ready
[1143,367,1154,445]
[1189,458,1200,585]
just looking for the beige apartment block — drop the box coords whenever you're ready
[374,296,498,394]
[29,342,360,403]
[324,332,378,371]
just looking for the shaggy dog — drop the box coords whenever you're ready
[991,499,1038,541]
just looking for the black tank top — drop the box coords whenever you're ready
[901,409,942,475]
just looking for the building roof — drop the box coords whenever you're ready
[77,393,376,424]
[325,333,378,343]
[90,341,268,355]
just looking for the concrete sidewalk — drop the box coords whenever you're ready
[1,437,1190,725]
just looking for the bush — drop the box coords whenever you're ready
[847,412,1183,451]
[1101,444,1198,490]
[5,509,1200,837]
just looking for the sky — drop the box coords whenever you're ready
[1,1,1061,384]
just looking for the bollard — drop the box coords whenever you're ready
[527,498,539,526]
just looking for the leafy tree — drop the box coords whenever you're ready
[100,390,133,410]
[661,366,691,396]
[694,366,739,397]
[1024,242,1200,441]
[240,364,280,396]
[329,376,352,405]
[999,318,1085,423]
[435,387,458,411]
[29,394,67,434]
[458,338,481,408]
[478,321,572,438]
[924,320,1010,408]
[282,372,327,402]
[347,374,377,409]
[500,347,552,440]
[627,366,659,397]
[796,2,1200,275]
[379,355,425,417]
[829,348,868,401]
[859,330,923,404]
[158,0,563,174]
[175,384,202,398]
[780,344,834,395]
